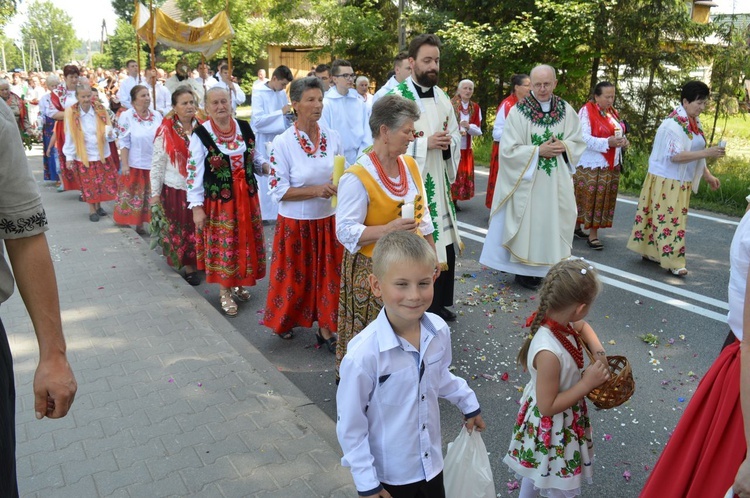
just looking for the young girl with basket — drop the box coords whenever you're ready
[504,258,611,498]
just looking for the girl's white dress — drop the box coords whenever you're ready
[504,326,594,497]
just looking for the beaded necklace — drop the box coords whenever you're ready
[209,117,237,144]
[369,151,409,197]
[543,317,583,368]
[294,122,320,155]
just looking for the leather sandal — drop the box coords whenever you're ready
[574,227,588,239]
[670,268,688,277]
[219,289,238,317]
[316,330,337,353]
[231,286,251,302]
[587,238,604,250]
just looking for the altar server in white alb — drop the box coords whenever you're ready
[250,65,294,222]
[215,63,246,114]
[480,64,586,290]
[321,59,372,165]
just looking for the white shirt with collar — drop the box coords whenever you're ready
[144,82,172,116]
[372,76,399,105]
[321,86,372,165]
[62,106,114,162]
[117,75,141,110]
[336,308,480,495]
[214,80,246,112]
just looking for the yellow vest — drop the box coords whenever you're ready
[345,155,427,257]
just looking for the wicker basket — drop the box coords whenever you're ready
[582,342,635,409]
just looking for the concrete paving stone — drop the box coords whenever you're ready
[93,460,153,496]
[249,404,293,430]
[109,368,153,391]
[32,475,99,498]
[216,397,265,420]
[308,447,347,473]
[146,446,203,481]
[135,340,176,359]
[159,426,216,455]
[303,467,358,497]
[14,431,54,459]
[129,415,184,446]
[113,438,168,470]
[83,428,137,460]
[205,414,270,442]
[217,471,276,498]
[264,452,323,486]
[122,472,189,498]
[74,376,111,399]
[52,421,104,451]
[252,477,315,497]
[179,458,242,493]
[80,360,125,384]
[175,404,228,433]
[87,383,137,409]
[16,452,32,479]
[145,398,195,425]
[277,418,311,440]
[226,444,285,478]
[100,409,149,437]
[25,413,78,442]
[121,356,166,376]
[193,434,250,466]
[61,449,118,484]
[72,397,124,427]
[66,351,103,373]
[20,461,65,494]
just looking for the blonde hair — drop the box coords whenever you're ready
[371,231,436,278]
[517,258,602,367]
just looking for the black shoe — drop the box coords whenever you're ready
[431,306,457,322]
[96,207,107,216]
[515,274,542,290]
[574,227,588,239]
[315,330,337,353]
[79,194,85,202]
[89,213,100,222]
[184,272,200,286]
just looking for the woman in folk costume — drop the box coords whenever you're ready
[572,81,629,250]
[640,210,750,498]
[187,87,268,317]
[486,74,530,209]
[150,87,204,286]
[47,64,80,192]
[39,74,60,186]
[62,84,118,222]
[450,79,482,209]
[626,81,722,277]
[263,77,344,345]
[113,85,163,232]
[335,94,436,379]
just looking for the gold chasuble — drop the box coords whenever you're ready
[481,94,585,276]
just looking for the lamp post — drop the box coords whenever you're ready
[50,35,56,72]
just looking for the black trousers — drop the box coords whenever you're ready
[0,317,18,498]
[429,243,455,310]
[382,471,445,498]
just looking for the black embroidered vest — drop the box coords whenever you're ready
[193,119,258,202]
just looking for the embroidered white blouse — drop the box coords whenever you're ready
[150,120,198,195]
[458,101,482,150]
[335,153,434,254]
[117,108,163,170]
[577,105,623,169]
[648,105,706,188]
[186,119,265,209]
[62,106,115,162]
[267,124,343,220]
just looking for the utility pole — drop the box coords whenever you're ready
[1,44,6,72]
[398,0,406,51]
[50,36,56,72]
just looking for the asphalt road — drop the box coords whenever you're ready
[190,166,735,496]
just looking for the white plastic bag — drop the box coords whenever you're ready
[443,426,495,498]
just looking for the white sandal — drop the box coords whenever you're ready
[670,268,688,277]
[219,289,238,316]
[231,286,251,302]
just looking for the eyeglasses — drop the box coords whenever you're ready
[334,73,355,80]
[532,82,554,90]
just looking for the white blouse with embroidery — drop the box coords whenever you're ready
[118,108,163,170]
[150,120,198,195]
[267,124,343,220]
[186,119,265,209]
[335,153,434,254]
[577,105,623,169]
[62,106,115,162]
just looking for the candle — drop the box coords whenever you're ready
[402,202,415,220]
[614,129,623,139]
[719,140,727,148]
[331,155,346,208]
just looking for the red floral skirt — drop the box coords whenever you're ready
[640,340,744,498]
[485,141,500,209]
[196,168,266,287]
[74,157,118,204]
[451,148,475,201]
[160,185,197,268]
[113,167,151,225]
[263,215,343,335]
[60,154,81,191]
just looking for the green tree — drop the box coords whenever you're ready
[20,0,77,71]
[107,18,147,69]
[0,33,24,71]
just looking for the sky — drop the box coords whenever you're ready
[4,0,746,43]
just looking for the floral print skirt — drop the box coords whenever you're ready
[196,168,266,287]
[113,167,151,225]
[451,148,475,201]
[160,185,197,269]
[485,141,500,209]
[263,215,343,335]
[573,165,620,230]
[336,250,383,379]
[626,173,691,270]
[504,395,593,495]
[74,157,118,204]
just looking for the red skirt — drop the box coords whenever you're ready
[640,340,744,498]
[74,157,118,204]
[196,167,266,287]
[451,148,475,201]
[56,121,80,191]
[160,185,197,269]
[263,215,343,335]
[485,141,500,208]
[113,167,151,225]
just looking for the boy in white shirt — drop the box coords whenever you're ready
[336,231,485,498]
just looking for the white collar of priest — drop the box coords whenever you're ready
[530,91,552,112]
[414,82,435,98]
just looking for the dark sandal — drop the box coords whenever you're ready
[586,238,603,250]
[316,330,337,353]
[279,330,294,340]
[574,227,588,239]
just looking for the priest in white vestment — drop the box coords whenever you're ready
[480,64,586,289]
[388,34,462,322]
[250,65,294,222]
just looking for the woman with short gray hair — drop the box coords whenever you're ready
[334,94,437,379]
